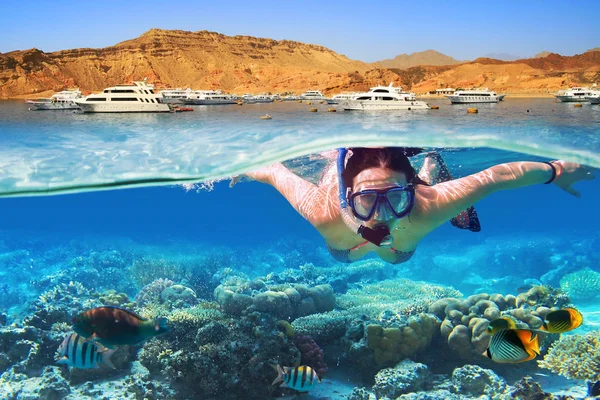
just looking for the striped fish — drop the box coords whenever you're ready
[56,333,116,369]
[487,316,517,334]
[542,308,583,334]
[483,329,540,363]
[272,365,320,392]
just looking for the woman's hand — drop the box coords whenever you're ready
[552,160,596,197]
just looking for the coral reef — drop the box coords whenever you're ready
[428,290,568,361]
[538,330,600,381]
[366,314,439,368]
[293,335,327,378]
[96,289,136,309]
[138,308,301,399]
[24,282,100,330]
[372,359,429,398]
[559,268,600,304]
[214,278,335,319]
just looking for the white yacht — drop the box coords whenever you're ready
[75,79,171,113]
[186,90,237,105]
[331,92,359,104]
[300,90,335,104]
[242,94,274,104]
[445,88,506,103]
[158,88,193,104]
[338,83,429,111]
[553,87,595,102]
[281,95,301,101]
[586,92,600,104]
[26,89,83,110]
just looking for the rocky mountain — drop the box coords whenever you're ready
[535,51,552,58]
[586,47,600,53]
[0,29,598,98]
[375,50,462,69]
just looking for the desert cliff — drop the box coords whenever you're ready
[0,28,598,98]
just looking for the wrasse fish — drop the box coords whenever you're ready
[483,329,540,363]
[73,306,168,348]
[487,316,517,334]
[56,333,116,369]
[272,365,321,392]
[541,307,583,334]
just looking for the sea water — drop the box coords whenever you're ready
[0,99,598,398]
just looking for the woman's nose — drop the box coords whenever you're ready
[372,202,393,221]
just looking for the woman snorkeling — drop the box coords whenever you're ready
[233,148,595,264]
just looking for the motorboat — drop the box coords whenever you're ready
[331,92,359,104]
[445,88,506,104]
[242,94,274,104]
[338,83,429,111]
[75,79,171,113]
[586,92,600,104]
[185,90,237,105]
[300,90,335,104]
[281,95,302,101]
[554,87,595,102]
[158,88,193,104]
[26,89,83,110]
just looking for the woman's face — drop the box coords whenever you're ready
[352,167,409,229]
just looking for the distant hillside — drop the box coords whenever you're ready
[535,51,552,58]
[1,29,599,98]
[586,47,600,53]
[482,53,522,61]
[375,50,462,69]
[0,28,383,98]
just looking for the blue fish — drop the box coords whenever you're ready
[56,333,116,369]
[272,365,320,392]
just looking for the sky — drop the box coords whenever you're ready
[1,1,599,62]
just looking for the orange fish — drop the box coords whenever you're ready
[541,308,583,334]
[483,329,540,363]
[73,306,168,348]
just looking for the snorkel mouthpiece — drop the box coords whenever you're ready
[358,225,394,248]
[337,148,395,248]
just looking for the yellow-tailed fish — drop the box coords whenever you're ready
[272,365,320,392]
[483,329,540,363]
[487,316,517,334]
[542,308,583,334]
[56,332,116,369]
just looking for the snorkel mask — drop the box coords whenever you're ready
[337,148,415,247]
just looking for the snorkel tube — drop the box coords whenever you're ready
[337,148,394,248]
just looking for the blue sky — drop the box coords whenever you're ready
[2,1,598,62]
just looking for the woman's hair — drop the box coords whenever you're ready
[341,147,427,188]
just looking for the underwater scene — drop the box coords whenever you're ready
[0,99,599,400]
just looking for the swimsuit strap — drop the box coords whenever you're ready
[326,242,415,264]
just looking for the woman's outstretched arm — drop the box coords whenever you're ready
[234,162,340,228]
[416,160,595,231]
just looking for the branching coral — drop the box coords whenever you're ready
[538,331,600,381]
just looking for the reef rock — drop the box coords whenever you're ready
[372,359,429,399]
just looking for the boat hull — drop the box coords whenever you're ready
[76,102,171,113]
[27,101,80,110]
[446,96,501,104]
[339,100,429,110]
[186,99,237,105]
[587,96,600,104]
[554,95,590,102]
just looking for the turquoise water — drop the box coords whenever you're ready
[0,98,598,399]
[1,98,598,196]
